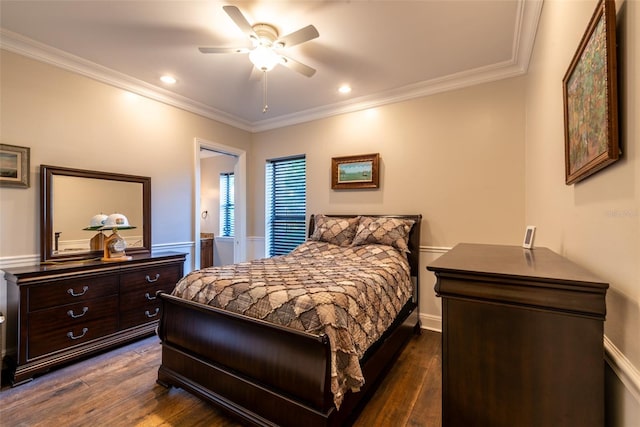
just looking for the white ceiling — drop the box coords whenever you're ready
[0,1,542,132]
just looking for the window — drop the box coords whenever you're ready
[219,172,234,237]
[265,156,306,256]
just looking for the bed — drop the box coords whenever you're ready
[156,214,422,427]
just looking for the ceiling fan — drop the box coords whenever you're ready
[199,5,319,113]
[199,5,319,77]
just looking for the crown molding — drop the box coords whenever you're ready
[0,29,254,132]
[250,0,543,132]
[0,0,542,133]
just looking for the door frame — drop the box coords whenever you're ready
[193,137,247,270]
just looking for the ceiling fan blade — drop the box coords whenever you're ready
[199,47,249,54]
[280,55,316,77]
[223,5,258,40]
[276,25,319,48]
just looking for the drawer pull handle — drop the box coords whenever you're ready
[67,286,89,297]
[145,292,157,301]
[145,308,160,318]
[145,274,160,283]
[67,307,89,318]
[67,327,89,340]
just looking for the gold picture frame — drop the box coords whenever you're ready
[331,153,379,190]
[0,143,30,188]
[562,0,619,185]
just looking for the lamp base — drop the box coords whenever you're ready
[103,230,132,262]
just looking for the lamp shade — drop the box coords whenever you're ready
[99,213,136,230]
[83,213,108,230]
[249,46,281,71]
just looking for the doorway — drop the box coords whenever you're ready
[193,138,247,270]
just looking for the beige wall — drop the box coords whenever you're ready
[0,50,251,260]
[250,77,526,246]
[251,77,527,326]
[2,1,638,419]
[525,0,640,424]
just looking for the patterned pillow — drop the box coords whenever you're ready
[351,216,415,253]
[310,215,360,246]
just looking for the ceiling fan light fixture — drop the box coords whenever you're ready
[249,45,281,72]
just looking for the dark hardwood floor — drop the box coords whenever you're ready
[0,330,441,426]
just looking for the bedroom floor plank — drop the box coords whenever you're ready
[406,335,442,426]
[354,331,441,427]
[1,330,441,427]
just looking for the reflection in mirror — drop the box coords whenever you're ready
[52,176,143,254]
[41,165,151,262]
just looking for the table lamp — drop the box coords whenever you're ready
[99,213,136,262]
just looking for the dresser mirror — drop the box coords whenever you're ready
[41,165,151,262]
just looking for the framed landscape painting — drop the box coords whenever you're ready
[0,144,30,188]
[562,0,619,185]
[331,153,379,189]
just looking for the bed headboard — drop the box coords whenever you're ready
[308,214,422,282]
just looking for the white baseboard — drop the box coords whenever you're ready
[605,335,640,404]
[420,313,442,333]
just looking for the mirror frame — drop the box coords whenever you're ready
[41,165,151,262]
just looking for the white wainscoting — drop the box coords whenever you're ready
[213,236,234,266]
[1,243,638,407]
[418,245,449,332]
[246,236,266,261]
[605,336,640,405]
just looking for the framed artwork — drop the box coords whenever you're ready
[0,144,30,188]
[331,153,379,189]
[562,0,619,185]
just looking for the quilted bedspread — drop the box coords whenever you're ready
[171,240,413,408]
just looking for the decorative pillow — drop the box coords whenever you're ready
[310,215,360,246]
[351,216,415,253]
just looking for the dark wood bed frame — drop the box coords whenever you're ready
[156,214,422,427]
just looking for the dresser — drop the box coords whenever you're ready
[3,252,186,385]
[427,243,608,427]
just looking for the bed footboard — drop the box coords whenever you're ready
[157,293,419,427]
[157,292,336,426]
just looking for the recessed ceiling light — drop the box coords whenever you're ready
[338,85,352,94]
[160,75,177,84]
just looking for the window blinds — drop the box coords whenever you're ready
[219,172,234,237]
[265,156,306,256]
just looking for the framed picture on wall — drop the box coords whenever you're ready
[0,143,30,188]
[331,153,380,189]
[562,0,619,185]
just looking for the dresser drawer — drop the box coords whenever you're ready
[5,252,186,384]
[29,275,119,311]
[119,283,165,311]
[120,301,162,330]
[120,264,181,294]
[28,297,119,359]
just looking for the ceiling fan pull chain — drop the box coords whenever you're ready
[262,71,269,113]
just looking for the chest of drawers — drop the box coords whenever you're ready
[427,243,608,427]
[3,252,186,385]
